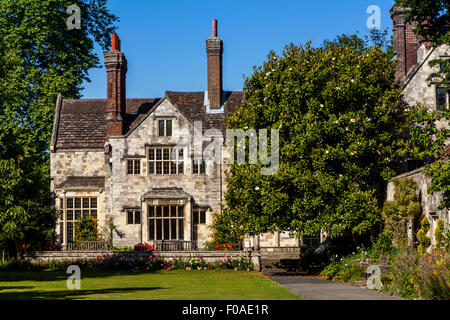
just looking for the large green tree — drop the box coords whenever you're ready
[220,35,448,244]
[0,0,117,256]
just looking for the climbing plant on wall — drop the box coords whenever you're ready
[74,215,98,242]
[381,178,421,248]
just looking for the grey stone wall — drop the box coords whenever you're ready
[387,168,449,248]
[402,44,450,131]
[50,150,105,190]
[50,98,297,249]
[105,98,222,247]
[24,250,252,265]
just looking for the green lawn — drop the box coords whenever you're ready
[0,269,302,300]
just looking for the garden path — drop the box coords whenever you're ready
[267,274,405,300]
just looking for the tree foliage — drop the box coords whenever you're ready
[0,0,117,255]
[220,34,447,244]
[425,160,450,210]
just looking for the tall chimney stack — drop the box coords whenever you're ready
[105,33,127,136]
[206,19,223,109]
[391,6,420,82]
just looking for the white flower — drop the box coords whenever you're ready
[345,127,349,131]
[255,187,260,191]
[244,126,249,130]
[289,67,293,71]
[332,58,335,61]
[367,117,372,122]
[266,72,271,76]
[325,150,329,154]
[351,79,354,83]
[350,118,355,123]
[335,120,339,124]
[320,104,324,108]
[335,87,340,90]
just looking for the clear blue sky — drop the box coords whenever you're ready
[81,0,396,99]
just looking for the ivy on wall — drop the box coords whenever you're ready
[382,178,421,248]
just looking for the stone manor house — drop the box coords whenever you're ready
[51,8,449,250]
[50,20,298,249]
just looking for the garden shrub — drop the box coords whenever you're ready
[74,215,98,242]
[133,243,154,252]
[434,219,445,249]
[111,246,134,251]
[320,246,378,282]
[320,234,394,282]
[386,250,420,299]
[385,249,450,300]
[417,217,431,253]
[371,234,394,256]
[414,249,450,300]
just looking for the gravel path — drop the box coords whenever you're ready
[268,274,404,300]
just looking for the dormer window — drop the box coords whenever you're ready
[158,119,172,137]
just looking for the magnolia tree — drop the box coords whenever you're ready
[218,37,448,245]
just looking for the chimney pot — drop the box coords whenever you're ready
[105,33,127,136]
[112,33,120,51]
[206,19,223,110]
[212,19,218,37]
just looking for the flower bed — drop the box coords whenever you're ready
[2,253,253,272]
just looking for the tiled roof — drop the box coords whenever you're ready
[142,187,192,199]
[166,91,243,135]
[55,176,105,190]
[52,92,243,150]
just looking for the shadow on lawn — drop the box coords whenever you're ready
[0,286,164,300]
[0,270,164,283]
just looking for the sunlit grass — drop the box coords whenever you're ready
[0,269,302,300]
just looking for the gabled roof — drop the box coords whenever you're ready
[166,91,243,135]
[51,91,243,150]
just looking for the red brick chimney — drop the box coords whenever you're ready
[105,33,127,136]
[391,6,420,81]
[206,19,223,109]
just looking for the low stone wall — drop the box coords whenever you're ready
[24,250,252,265]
